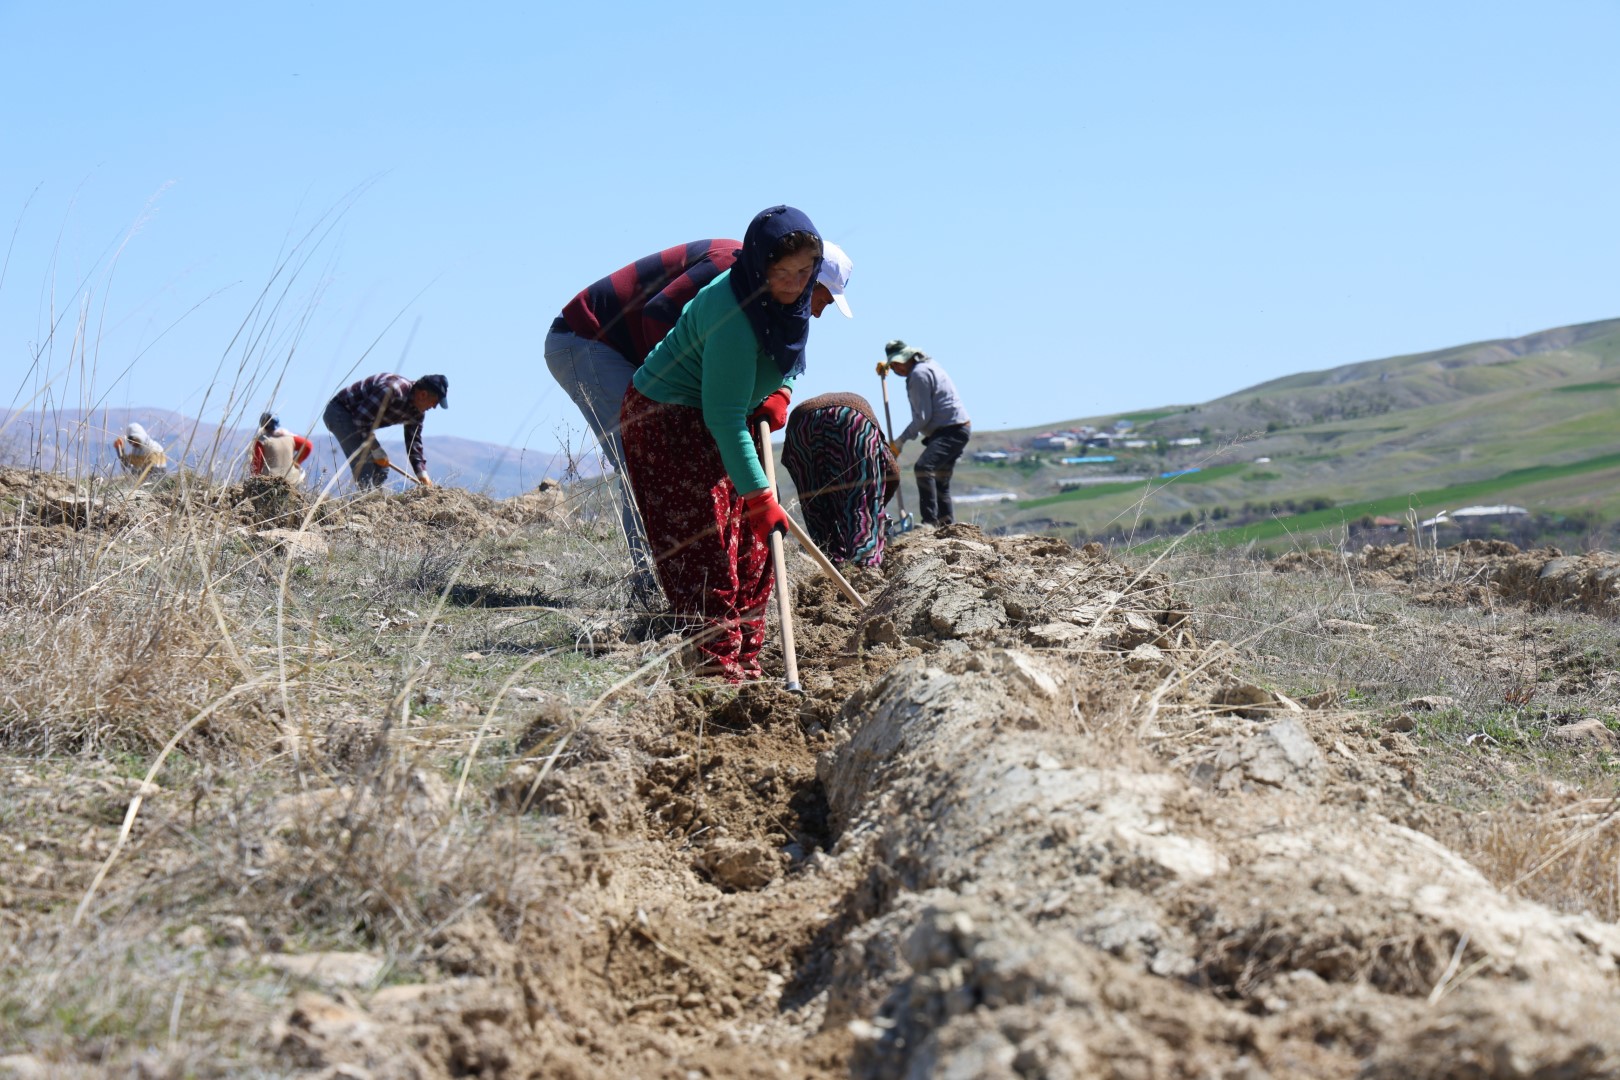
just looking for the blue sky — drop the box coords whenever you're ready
[4,1,1618,459]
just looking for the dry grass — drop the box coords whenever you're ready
[0,487,264,755]
[0,463,652,1073]
[1165,543,1620,920]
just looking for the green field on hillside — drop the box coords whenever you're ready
[1015,463,1247,511]
[932,316,1620,541]
[1201,451,1620,547]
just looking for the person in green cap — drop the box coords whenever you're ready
[882,340,971,526]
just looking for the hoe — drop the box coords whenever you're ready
[876,361,915,537]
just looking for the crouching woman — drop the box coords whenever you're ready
[619,206,822,681]
[781,392,899,567]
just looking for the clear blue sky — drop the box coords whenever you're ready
[4,1,1618,458]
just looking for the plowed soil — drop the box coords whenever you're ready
[7,465,1620,1079]
[271,526,1620,1078]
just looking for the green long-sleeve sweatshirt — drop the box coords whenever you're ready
[631,270,796,494]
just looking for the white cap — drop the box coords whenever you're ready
[818,240,853,317]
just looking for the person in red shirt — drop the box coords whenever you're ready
[251,412,313,483]
[546,238,852,605]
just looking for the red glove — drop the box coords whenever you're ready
[742,489,789,538]
[748,388,792,432]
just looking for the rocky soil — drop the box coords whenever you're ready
[1274,537,1620,615]
[4,471,1620,1077]
[249,529,1620,1077]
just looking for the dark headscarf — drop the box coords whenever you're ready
[727,205,822,378]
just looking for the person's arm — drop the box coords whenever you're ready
[403,420,427,479]
[898,368,935,443]
[876,423,901,504]
[293,434,313,465]
[250,442,266,475]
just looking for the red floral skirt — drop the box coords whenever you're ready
[620,386,773,681]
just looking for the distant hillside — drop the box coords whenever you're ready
[931,317,1620,545]
[0,406,595,497]
[11,315,1619,544]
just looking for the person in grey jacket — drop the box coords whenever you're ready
[882,340,971,526]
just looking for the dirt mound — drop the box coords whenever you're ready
[317,480,570,544]
[498,477,569,525]
[0,467,133,532]
[1277,540,1620,615]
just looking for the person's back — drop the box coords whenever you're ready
[115,422,168,475]
[781,392,898,567]
[256,431,304,483]
[553,239,742,366]
[252,412,312,483]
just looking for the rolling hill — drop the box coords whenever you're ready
[932,316,1620,544]
[8,315,1619,544]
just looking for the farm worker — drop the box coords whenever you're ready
[546,237,853,603]
[321,373,447,489]
[780,392,898,568]
[251,412,313,483]
[618,206,826,681]
[113,422,168,475]
[881,341,971,526]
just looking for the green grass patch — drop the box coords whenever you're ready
[1015,463,1247,511]
[1204,450,1620,546]
[1551,381,1620,394]
[1116,408,1183,424]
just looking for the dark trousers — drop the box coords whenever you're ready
[322,400,388,488]
[915,423,970,525]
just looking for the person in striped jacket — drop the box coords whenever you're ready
[321,373,447,488]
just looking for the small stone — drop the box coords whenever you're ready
[175,924,209,949]
[1000,650,1059,698]
[696,840,784,890]
[1211,682,1284,718]
[1550,718,1616,749]
[265,951,386,988]
[1026,621,1088,649]
[1321,618,1376,634]
[1386,713,1417,733]
[1125,642,1165,673]
[253,528,329,561]
[1404,695,1458,711]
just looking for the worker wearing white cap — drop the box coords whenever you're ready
[544,234,853,604]
[811,240,853,319]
